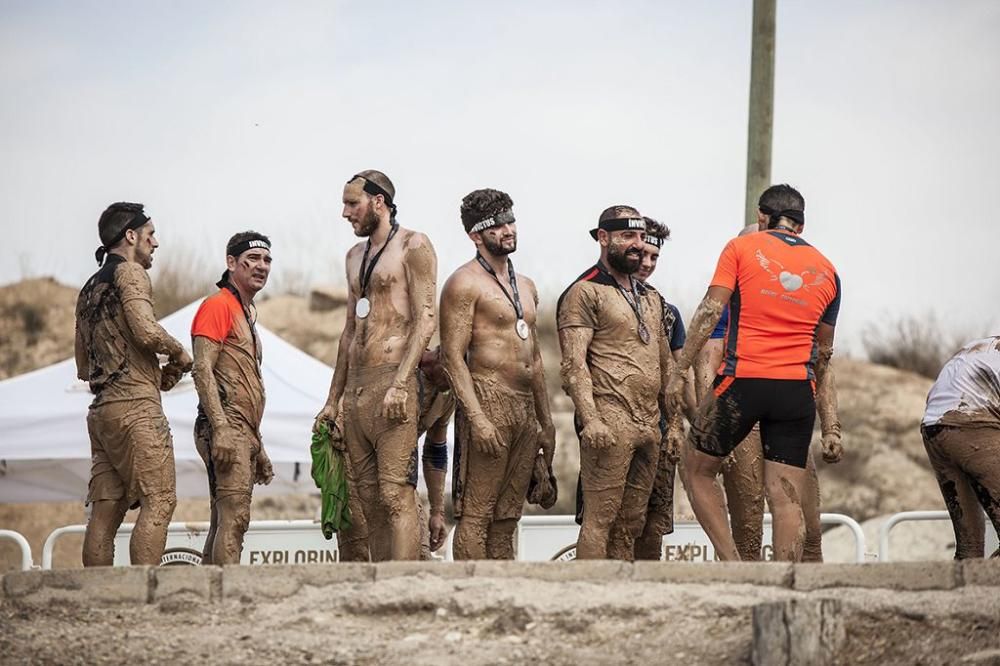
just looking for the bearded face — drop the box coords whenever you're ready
[479,224,517,256]
[606,232,643,274]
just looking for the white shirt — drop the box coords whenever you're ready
[923,337,1000,427]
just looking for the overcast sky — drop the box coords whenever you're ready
[2,1,998,352]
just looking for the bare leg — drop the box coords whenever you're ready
[82,499,129,567]
[722,429,765,561]
[485,518,518,560]
[130,491,177,566]
[379,480,419,560]
[211,492,251,565]
[763,460,807,562]
[634,523,664,561]
[201,500,219,565]
[801,452,824,562]
[454,514,491,560]
[684,447,740,561]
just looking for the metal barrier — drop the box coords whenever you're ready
[0,529,34,570]
[878,510,1000,562]
[41,520,330,569]
[449,512,868,563]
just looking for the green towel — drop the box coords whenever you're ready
[310,422,352,539]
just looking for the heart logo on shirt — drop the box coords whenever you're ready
[779,271,804,292]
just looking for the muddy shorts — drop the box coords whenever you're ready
[453,376,539,521]
[86,401,176,508]
[693,377,816,468]
[577,408,659,531]
[343,364,419,489]
[194,411,261,500]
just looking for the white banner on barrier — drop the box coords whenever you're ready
[517,519,775,562]
[112,520,339,566]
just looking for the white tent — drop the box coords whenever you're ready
[0,301,329,503]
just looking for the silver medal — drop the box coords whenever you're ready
[516,318,530,340]
[355,297,371,319]
[638,322,651,345]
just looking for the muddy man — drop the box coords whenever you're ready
[667,184,843,562]
[559,205,684,560]
[921,336,1000,559]
[440,188,556,560]
[191,232,275,565]
[76,202,193,566]
[315,170,438,561]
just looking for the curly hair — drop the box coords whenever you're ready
[97,202,146,248]
[460,188,514,233]
[643,216,671,242]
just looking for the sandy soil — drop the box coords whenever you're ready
[2,575,999,665]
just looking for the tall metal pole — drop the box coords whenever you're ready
[744,0,776,229]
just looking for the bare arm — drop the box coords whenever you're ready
[422,419,449,515]
[671,287,730,376]
[315,259,358,430]
[393,235,438,391]
[440,274,503,456]
[528,282,556,466]
[814,322,842,463]
[192,336,238,469]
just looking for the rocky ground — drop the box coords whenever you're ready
[2,562,1000,665]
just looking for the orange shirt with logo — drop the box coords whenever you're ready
[710,230,841,380]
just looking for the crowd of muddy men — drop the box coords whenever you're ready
[75,169,1000,567]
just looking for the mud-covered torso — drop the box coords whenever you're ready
[924,336,1000,428]
[193,288,266,434]
[347,228,432,369]
[462,262,538,393]
[75,255,161,407]
[558,268,665,423]
[416,368,456,437]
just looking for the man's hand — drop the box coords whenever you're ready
[428,511,447,552]
[159,362,184,391]
[470,414,504,457]
[821,430,843,464]
[255,448,274,485]
[580,418,613,450]
[538,422,556,467]
[313,402,339,436]
[171,348,194,375]
[665,368,687,416]
[662,419,685,465]
[380,385,409,424]
[212,425,238,470]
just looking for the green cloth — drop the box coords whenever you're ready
[310,422,352,539]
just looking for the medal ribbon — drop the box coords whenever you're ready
[598,263,647,339]
[475,253,524,321]
[359,222,400,300]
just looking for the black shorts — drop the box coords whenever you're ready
[692,376,816,468]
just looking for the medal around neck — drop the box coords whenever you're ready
[638,321,651,345]
[355,297,371,319]
[516,318,530,340]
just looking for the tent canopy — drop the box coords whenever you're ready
[0,300,330,502]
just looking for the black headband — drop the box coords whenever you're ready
[227,237,271,258]
[350,174,398,219]
[645,235,665,249]
[759,204,805,228]
[469,208,515,233]
[95,211,150,266]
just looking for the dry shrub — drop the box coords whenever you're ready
[151,254,215,318]
[862,314,981,379]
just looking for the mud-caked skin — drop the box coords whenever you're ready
[559,207,683,561]
[921,336,1000,559]
[441,188,556,561]
[191,232,274,565]
[75,207,191,567]
[666,186,842,563]
[315,171,438,561]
